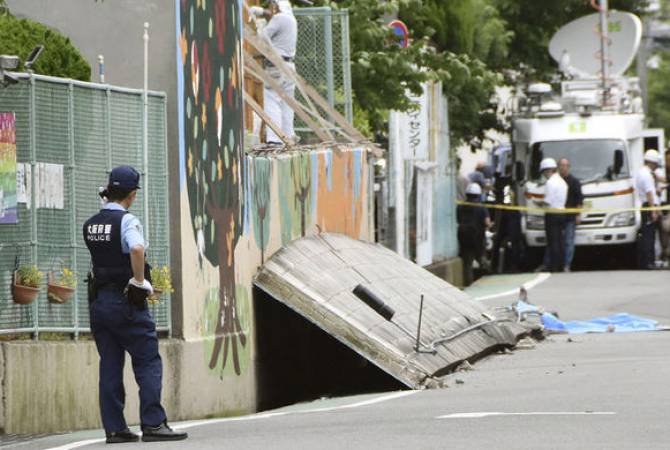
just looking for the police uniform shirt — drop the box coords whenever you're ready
[261,11,297,58]
[544,172,568,209]
[103,202,147,253]
[635,166,658,205]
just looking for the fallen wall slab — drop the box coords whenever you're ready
[254,233,527,389]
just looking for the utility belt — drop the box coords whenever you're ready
[87,263,152,310]
[263,55,295,68]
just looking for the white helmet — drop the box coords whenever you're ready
[271,0,293,14]
[539,157,558,171]
[465,183,482,196]
[644,149,661,165]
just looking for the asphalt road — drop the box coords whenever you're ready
[12,270,670,450]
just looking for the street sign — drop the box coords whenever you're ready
[388,20,409,48]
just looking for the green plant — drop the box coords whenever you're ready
[56,268,77,288]
[0,13,91,81]
[149,266,174,305]
[17,265,43,288]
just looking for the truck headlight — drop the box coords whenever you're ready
[605,211,635,227]
[526,214,545,230]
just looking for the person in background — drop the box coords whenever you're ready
[653,164,669,265]
[457,183,492,286]
[468,161,494,202]
[456,156,470,202]
[559,158,583,271]
[634,149,660,269]
[537,158,568,272]
[250,0,298,144]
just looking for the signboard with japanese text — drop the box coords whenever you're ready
[393,84,429,161]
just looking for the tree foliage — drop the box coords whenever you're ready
[0,7,90,81]
[648,52,670,138]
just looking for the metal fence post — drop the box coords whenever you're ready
[341,11,353,124]
[29,75,39,339]
[68,82,79,339]
[324,12,335,116]
[163,97,172,338]
[106,88,113,173]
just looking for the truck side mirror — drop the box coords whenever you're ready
[515,161,526,182]
[614,149,624,175]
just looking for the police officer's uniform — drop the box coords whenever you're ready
[84,166,185,443]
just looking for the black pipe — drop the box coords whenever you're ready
[352,284,395,321]
[415,294,424,352]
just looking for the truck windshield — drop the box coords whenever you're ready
[530,139,629,182]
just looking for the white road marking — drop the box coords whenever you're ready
[44,391,420,450]
[437,411,616,419]
[42,439,105,450]
[474,272,551,301]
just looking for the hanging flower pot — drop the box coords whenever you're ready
[47,270,76,304]
[148,266,173,306]
[12,267,43,305]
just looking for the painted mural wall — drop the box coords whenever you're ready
[177,0,374,410]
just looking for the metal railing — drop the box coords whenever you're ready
[0,74,171,337]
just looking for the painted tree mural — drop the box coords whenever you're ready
[181,0,247,376]
[251,157,272,263]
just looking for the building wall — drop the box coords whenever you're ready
[176,0,373,418]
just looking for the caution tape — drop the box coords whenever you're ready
[456,201,670,215]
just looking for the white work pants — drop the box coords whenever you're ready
[264,64,296,143]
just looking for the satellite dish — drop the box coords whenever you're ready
[549,11,642,78]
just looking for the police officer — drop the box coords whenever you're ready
[634,150,661,269]
[83,166,187,443]
[538,158,568,272]
[457,183,492,285]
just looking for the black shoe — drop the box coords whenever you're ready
[141,421,188,442]
[106,428,139,444]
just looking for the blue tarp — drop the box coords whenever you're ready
[514,301,660,334]
[541,312,659,334]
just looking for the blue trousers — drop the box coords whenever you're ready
[564,219,577,268]
[90,288,167,433]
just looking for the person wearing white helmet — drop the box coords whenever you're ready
[457,183,492,285]
[634,149,661,269]
[538,157,568,272]
[251,0,298,144]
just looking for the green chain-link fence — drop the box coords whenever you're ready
[0,74,170,337]
[294,7,353,139]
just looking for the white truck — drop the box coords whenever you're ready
[510,78,664,264]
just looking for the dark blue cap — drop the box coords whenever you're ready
[109,165,141,190]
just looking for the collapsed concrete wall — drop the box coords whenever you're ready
[255,233,525,390]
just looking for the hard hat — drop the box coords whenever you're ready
[539,157,558,171]
[271,0,293,13]
[465,183,482,196]
[644,149,661,165]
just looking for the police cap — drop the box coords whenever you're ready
[109,165,141,190]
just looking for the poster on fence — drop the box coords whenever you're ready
[16,162,64,210]
[0,112,18,224]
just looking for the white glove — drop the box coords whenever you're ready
[249,6,265,16]
[128,278,154,295]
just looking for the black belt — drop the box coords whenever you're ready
[97,282,126,292]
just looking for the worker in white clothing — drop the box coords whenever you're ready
[634,149,661,269]
[538,158,568,272]
[251,0,298,144]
